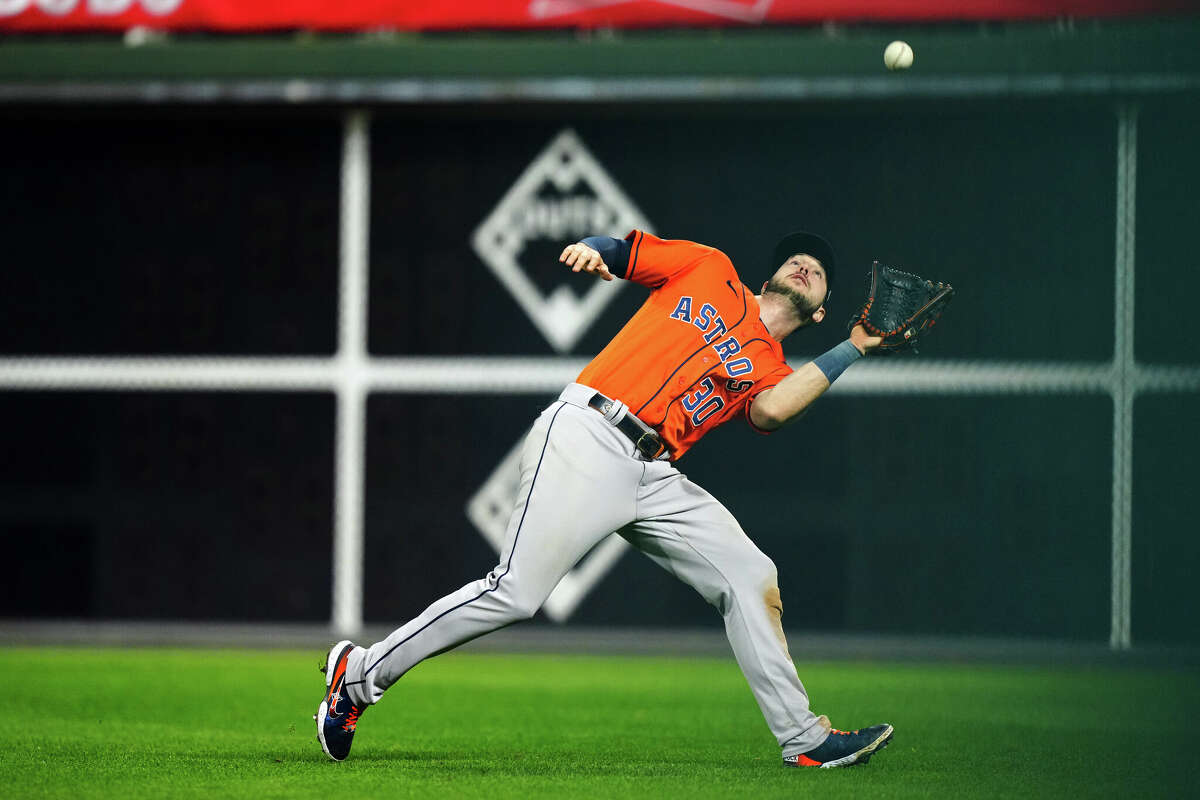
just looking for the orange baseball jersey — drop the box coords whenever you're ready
[576,230,793,460]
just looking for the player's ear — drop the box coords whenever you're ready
[761,280,768,294]
[811,306,827,325]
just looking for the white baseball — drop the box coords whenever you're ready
[884,40,914,71]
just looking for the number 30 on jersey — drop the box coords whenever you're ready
[683,378,724,426]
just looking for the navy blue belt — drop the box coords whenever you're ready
[586,392,668,461]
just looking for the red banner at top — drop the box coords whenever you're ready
[0,0,1194,33]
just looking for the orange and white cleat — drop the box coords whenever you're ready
[314,640,366,762]
[783,719,894,768]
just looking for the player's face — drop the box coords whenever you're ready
[763,254,827,324]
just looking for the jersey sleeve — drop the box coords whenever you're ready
[744,361,794,435]
[624,230,727,289]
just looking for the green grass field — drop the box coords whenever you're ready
[6,647,1197,799]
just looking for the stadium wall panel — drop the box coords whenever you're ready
[0,35,1197,645]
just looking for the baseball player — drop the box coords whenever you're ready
[317,229,895,768]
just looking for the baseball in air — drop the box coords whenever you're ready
[884,40,914,71]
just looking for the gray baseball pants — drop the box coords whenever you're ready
[343,383,829,756]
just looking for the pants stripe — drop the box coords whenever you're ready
[362,402,567,678]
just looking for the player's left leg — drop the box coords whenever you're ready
[622,461,892,767]
[344,401,641,703]
[315,398,643,761]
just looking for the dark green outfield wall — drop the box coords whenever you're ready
[0,20,1198,82]
[1,21,1197,644]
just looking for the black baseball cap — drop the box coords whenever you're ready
[772,231,837,302]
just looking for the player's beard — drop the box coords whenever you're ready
[763,278,823,324]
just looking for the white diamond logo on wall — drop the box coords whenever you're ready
[471,128,653,353]
[466,437,630,623]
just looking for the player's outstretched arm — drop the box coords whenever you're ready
[749,326,881,430]
[749,365,832,431]
[559,242,613,281]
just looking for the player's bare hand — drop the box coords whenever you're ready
[559,243,613,281]
[850,324,884,354]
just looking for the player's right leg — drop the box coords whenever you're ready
[315,398,642,760]
[622,464,893,768]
